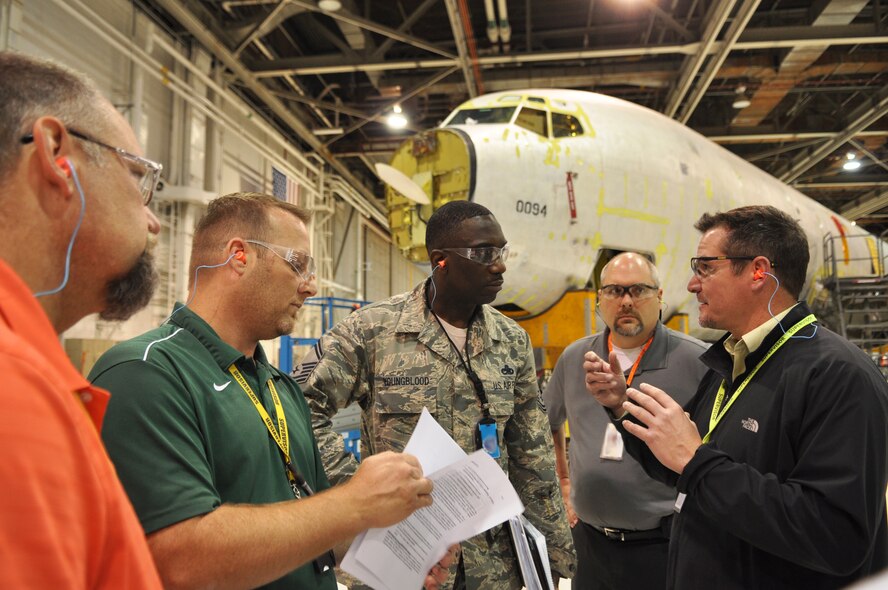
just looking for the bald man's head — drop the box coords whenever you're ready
[600,252,660,287]
[598,252,663,346]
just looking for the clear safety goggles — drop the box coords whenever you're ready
[599,283,659,301]
[246,239,316,282]
[442,244,510,266]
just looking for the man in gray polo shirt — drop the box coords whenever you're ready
[544,252,708,590]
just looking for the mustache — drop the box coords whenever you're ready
[99,249,158,321]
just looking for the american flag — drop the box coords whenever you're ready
[272,167,300,205]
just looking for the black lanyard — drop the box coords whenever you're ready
[425,283,491,419]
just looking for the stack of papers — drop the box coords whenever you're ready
[342,409,524,590]
[508,515,554,590]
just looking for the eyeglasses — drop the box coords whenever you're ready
[441,244,510,266]
[21,130,163,206]
[599,283,659,301]
[690,255,768,278]
[246,239,316,282]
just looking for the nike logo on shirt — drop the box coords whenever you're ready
[213,381,232,391]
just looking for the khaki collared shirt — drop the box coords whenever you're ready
[724,303,798,380]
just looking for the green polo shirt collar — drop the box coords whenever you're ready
[169,303,271,372]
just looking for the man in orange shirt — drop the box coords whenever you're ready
[0,52,163,587]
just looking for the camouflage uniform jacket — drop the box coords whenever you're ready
[300,280,576,588]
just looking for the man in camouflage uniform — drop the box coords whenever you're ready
[300,201,576,589]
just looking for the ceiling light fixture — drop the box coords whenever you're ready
[318,0,342,11]
[732,84,751,109]
[386,104,408,130]
[311,127,344,136]
[843,160,862,171]
[846,151,857,160]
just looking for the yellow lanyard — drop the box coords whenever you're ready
[228,364,296,488]
[703,314,816,443]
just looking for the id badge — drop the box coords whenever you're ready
[475,417,501,459]
[600,422,624,461]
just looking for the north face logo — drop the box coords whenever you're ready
[741,418,759,433]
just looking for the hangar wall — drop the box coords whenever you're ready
[1,0,416,371]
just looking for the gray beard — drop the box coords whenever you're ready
[99,250,158,321]
[613,318,645,338]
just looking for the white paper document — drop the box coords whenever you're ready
[341,408,524,590]
[508,515,554,590]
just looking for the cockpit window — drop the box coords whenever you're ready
[447,107,517,126]
[552,113,584,137]
[514,107,548,136]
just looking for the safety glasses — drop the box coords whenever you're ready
[441,244,510,266]
[21,130,162,206]
[599,283,659,301]
[246,239,316,282]
[690,256,760,279]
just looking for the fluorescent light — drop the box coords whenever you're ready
[312,127,344,136]
[843,160,862,171]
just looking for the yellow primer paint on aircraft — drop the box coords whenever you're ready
[385,89,881,340]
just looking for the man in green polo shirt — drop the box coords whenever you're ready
[91,193,451,589]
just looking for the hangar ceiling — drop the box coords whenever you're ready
[137,0,888,231]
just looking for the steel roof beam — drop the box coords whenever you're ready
[778,87,888,183]
[150,0,387,220]
[370,0,439,61]
[232,0,291,57]
[840,189,888,220]
[746,137,827,162]
[706,129,888,143]
[247,24,887,77]
[323,66,460,147]
[442,0,478,97]
[676,0,760,123]
[663,0,735,118]
[286,0,455,59]
[248,43,700,77]
[849,139,888,174]
[643,0,694,41]
[796,180,888,189]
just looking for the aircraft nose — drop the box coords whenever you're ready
[383,127,476,262]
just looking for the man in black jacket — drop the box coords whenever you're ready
[584,205,888,589]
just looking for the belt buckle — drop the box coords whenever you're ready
[603,527,625,541]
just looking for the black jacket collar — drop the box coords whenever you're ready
[700,302,815,385]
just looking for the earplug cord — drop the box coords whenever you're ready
[428,262,443,309]
[35,161,86,298]
[161,252,238,325]
[763,271,817,340]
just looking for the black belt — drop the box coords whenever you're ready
[592,515,672,542]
